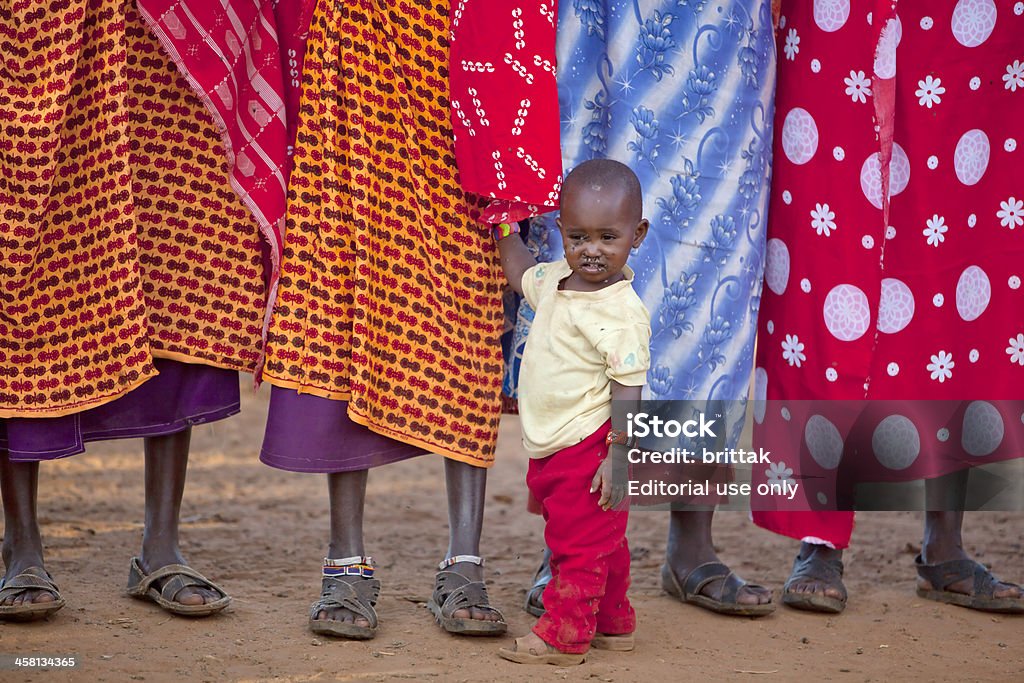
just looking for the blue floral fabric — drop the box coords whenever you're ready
[505,0,776,449]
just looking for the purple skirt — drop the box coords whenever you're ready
[0,359,240,462]
[260,386,425,473]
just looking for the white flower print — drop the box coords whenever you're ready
[927,351,955,383]
[997,197,1024,229]
[1007,334,1024,366]
[811,202,837,237]
[784,28,800,61]
[915,75,946,108]
[782,334,806,368]
[766,461,794,484]
[922,214,948,246]
[843,70,872,104]
[1004,60,1024,92]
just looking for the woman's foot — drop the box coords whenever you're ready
[138,546,222,607]
[915,511,1023,612]
[444,560,504,624]
[310,572,380,639]
[665,512,773,612]
[429,556,506,635]
[781,542,847,613]
[312,586,374,630]
[915,541,1023,612]
[0,456,58,618]
[0,544,58,612]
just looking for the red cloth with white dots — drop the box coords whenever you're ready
[753,0,1024,547]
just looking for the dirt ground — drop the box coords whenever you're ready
[2,382,1022,683]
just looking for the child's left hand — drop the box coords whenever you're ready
[590,455,626,511]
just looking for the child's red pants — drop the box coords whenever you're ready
[527,421,635,654]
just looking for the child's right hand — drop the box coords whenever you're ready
[590,456,626,511]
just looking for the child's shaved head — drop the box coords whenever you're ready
[561,159,642,219]
[555,158,648,290]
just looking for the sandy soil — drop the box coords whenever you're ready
[2,382,1022,682]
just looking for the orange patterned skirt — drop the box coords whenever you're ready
[0,0,265,418]
[262,0,504,466]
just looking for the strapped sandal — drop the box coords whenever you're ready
[523,547,551,618]
[428,555,507,636]
[0,567,66,622]
[126,557,231,617]
[915,554,1024,614]
[309,556,381,640]
[662,562,775,617]
[781,552,847,614]
[497,635,586,666]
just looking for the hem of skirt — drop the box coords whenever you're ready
[262,376,495,468]
[5,402,242,462]
[0,369,158,419]
[152,348,256,373]
[346,405,494,469]
[258,446,424,473]
[261,375,352,401]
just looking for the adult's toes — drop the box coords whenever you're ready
[173,588,207,606]
[471,606,500,621]
[995,582,1023,600]
[452,607,495,621]
[738,586,772,605]
[822,583,845,600]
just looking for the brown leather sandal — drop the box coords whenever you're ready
[915,554,1024,614]
[781,552,847,614]
[126,557,230,617]
[309,574,381,639]
[428,555,507,636]
[662,562,776,617]
[0,567,65,622]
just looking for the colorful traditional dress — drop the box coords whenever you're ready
[259,0,505,471]
[503,0,777,448]
[1,0,288,456]
[752,0,1024,548]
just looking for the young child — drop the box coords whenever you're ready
[494,159,651,665]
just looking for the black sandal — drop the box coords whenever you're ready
[523,547,551,617]
[915,554,1024,614]
[662,562,775,617]
[309,556,381,640]
[781,552,847,614]
[428,555,507,636]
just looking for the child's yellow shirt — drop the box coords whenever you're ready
[518,259,651,458]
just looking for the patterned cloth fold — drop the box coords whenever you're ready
[449,1,563,223]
